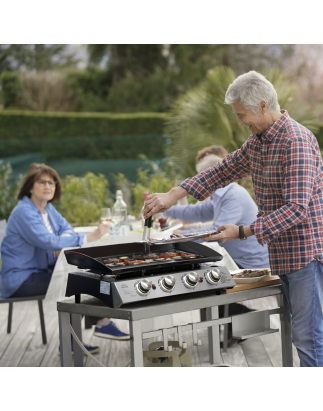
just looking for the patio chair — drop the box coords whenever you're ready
[0,220,47,344]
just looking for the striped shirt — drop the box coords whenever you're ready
[42,212,54,233]
[180,110,323,276]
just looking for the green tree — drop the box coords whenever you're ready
[0,161,23,220]
[88,44,167,80]
[57,172,113,226]
[0,44,78,74]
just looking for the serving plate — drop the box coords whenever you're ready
[229,268,270,284]
[144,230,219,245]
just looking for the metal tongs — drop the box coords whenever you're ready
[142,216,153,254]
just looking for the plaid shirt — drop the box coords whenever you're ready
[180,110,323,276]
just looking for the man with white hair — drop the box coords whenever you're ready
[144,71,323,367]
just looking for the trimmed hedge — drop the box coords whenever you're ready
[0,135,166,160]
[0,110,167,139]
[0,110,168,160]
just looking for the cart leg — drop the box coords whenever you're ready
[200,308,206,322]
[129,320,143,367]
[222,304,229,353]
[7,302,13,334]
[38,300,47,345]
[206,306,221,365]
[58,311,73,367]
[280,293,293,367]
[71,313,83,367]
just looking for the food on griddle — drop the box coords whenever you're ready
[232,269,268,278]
[133,253,159,260]
[146,253,159,259]
[167,252,177,257]
[119,256,129,260]
[170,233,184,238]
[103,258,119,264]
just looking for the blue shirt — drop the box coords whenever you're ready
[164,183,270,269]
[0,196,85,298]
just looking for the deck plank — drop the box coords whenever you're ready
[0,302,30,360]
[0,302,39,367]
[240,337,273,367]
[19,307,59,367]
[40,325,61,367]
[222,343,248,367]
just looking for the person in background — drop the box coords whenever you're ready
[0,164,129,353]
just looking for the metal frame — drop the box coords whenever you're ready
[57,284,293,367]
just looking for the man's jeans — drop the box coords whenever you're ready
[280,260,323,367]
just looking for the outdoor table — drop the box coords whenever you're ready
[57,276,293,367]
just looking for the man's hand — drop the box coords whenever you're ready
[143,187,188,218]
[202,224,253,242]
[202,224,239,243]
[53,250,61,258]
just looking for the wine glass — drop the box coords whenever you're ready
[101,208,112,225]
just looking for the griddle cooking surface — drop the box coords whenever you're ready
[64,241,222,275]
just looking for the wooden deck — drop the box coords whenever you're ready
[0,296,300,367]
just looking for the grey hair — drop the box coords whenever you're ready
[196,154,223,173]
[224,71,280,114]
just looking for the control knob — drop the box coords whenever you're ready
[183,272,199,289]
[160,275,176,293]
[135,279,152,296]
[205,269,222,285]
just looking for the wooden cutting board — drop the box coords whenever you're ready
[225,275,281,294]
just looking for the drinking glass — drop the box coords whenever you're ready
[101,208,112,225]
[110,214,124,237]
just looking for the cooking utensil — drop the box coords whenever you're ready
[142,216,153,254]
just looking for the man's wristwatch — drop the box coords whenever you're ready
[239,225,247,241]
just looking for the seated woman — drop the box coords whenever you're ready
[0,163,129,348]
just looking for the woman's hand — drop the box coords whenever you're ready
[52,250,61,258]
[86,224,111,242]
[202,224,240,243]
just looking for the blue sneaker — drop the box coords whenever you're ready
[94,321,130,340]
[59,342,100,355]
[81,343,100,354]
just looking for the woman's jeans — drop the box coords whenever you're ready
[280,260,323,367]
[10,271,53,297]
